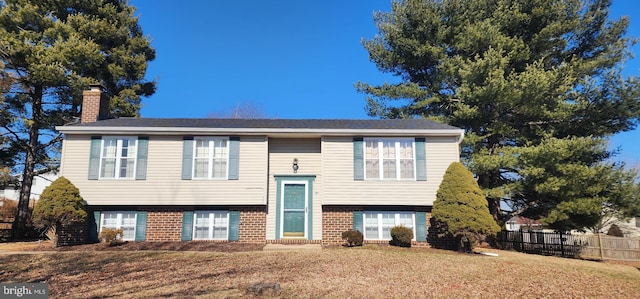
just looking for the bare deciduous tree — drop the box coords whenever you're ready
[207,101,270,119]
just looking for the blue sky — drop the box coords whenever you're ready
[130,0,640,167]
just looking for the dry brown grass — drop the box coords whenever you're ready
[0,240,53,251]
[1,245,639,298]
[0,240,263,252]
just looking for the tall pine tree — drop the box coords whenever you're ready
[1,65,16,186]
[357,0,640,229]
[0,0,156,238]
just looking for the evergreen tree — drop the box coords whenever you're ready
[0,0,156,238]
[0,65,16,187]
[507,137,640,230]
[32,177,87,247]
[432,162,500,250]
[357,0,640,228]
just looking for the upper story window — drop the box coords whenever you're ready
[100,137,137,179]
[193,138,228,179]
[364,138,415,180]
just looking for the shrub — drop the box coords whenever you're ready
[341,229,363,247]
[432,162,500,251]
[32,177,87,247]
[390,225,413,247]
[99,228,124,246]
[607,224,624,237]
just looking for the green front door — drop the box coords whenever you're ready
[283,183,306,237]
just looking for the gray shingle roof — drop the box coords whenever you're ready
[69,118,460,131]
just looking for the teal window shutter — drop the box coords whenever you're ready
[181,137,194,180]
[89,211,101,243]
[228,137,240,180]
[353,211,363,233]
[415,138,426,181]
[353,138,364,180]
[228,211,240,241]
[88,136,101,180]
[135,212,147,241]
[136,137,149,180]
[181,211,194,241]
[415,212,427,242]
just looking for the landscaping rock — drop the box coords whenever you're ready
[246,282,281,296]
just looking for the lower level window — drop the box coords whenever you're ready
[194,211,229,240]
[364,212,414,240]
[101,212,136,240]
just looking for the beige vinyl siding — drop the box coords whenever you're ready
[322,136,460,206]
[265,138,323,240]
[60,135,268,206]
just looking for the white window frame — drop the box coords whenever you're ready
[99,137,138,179]
[100,211,137,241]
[363,211,416,240]
[506,220,517,231]
[192,211,230,240]
[192,137,229,180]
[364,138,416,180]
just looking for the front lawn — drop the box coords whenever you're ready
[1,245,638,298]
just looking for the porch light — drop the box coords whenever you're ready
[292,158,299,173]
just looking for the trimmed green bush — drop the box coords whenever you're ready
[32,177,87,247]
[432,162,500,251]
[99,228,124,246]
[341,229,363,247]
[390,225,413,247]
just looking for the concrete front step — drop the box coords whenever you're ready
[262,244,322,252]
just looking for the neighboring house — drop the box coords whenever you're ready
[0,172,59,201]
[599,217,640,238]
[629,217,640,237]
[55,85,464,246]
[505,216,544,231]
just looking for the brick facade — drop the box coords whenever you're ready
[146,208,183,241]
[61,205,436,247]
[321,206,432,247]
[143,206,266,243]
[57,224,87,246]
[322,206,359,245]
[237,206,266,243]
[59,206,269,245]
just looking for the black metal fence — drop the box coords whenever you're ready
[496,230,588,258]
